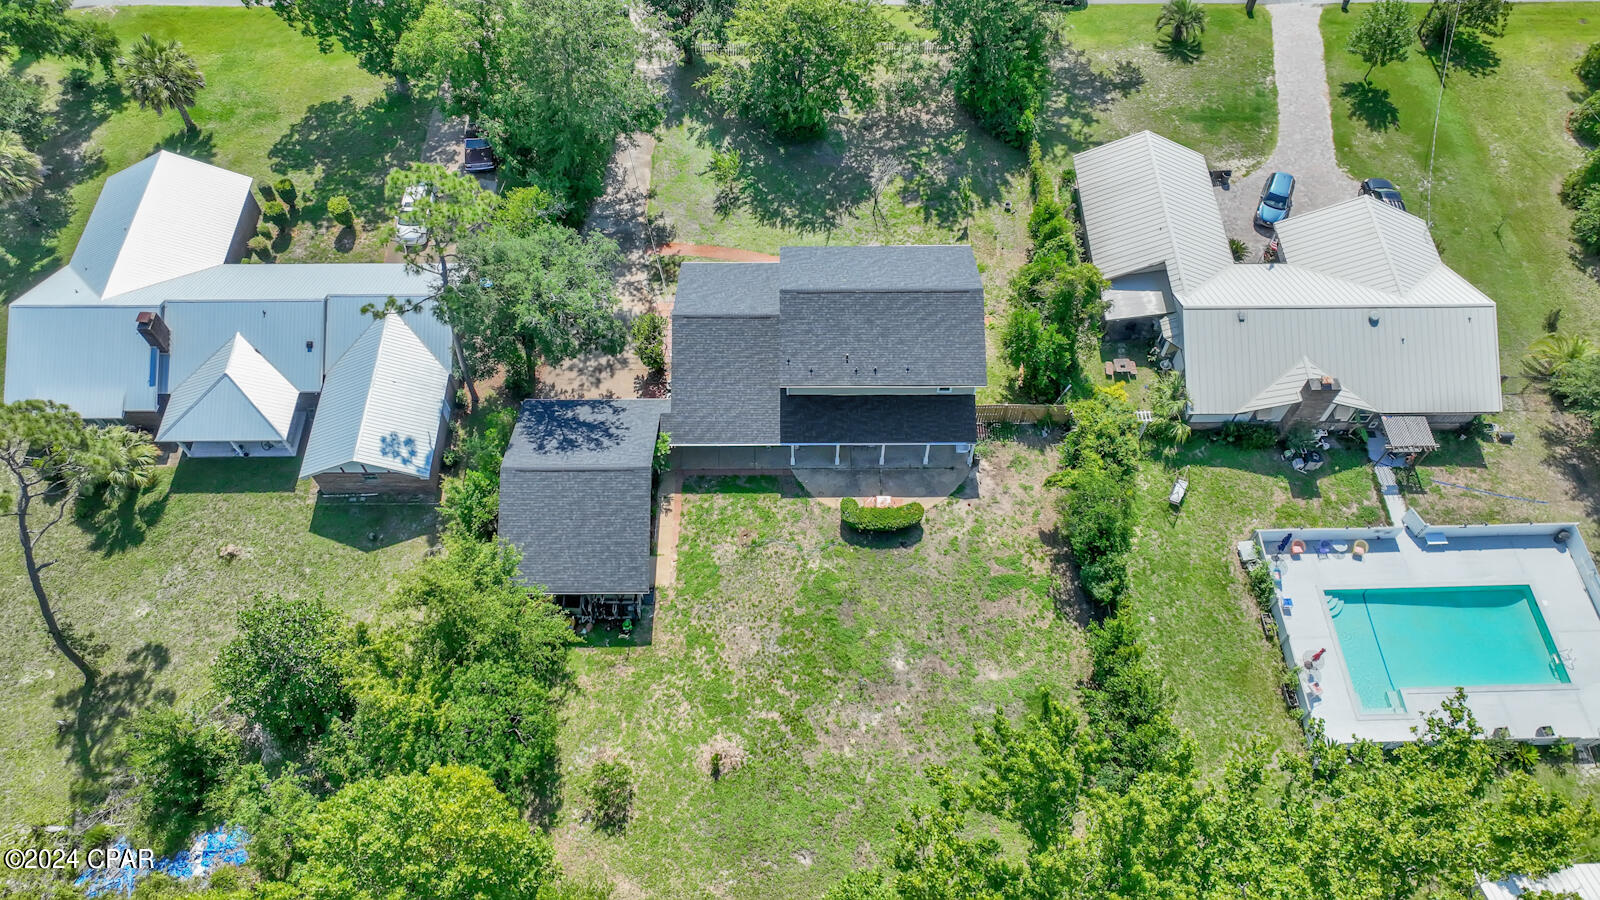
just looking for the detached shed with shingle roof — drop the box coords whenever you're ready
[499,399,669,599]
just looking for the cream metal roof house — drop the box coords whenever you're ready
[4,151,452,470]
[1072,131,1502,427]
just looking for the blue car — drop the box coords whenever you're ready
[1254,171,1295,229]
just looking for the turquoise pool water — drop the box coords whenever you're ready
[1326,585,1570,712]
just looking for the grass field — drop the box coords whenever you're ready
[1322,4,1600,369]
[0,460,436,828]
[0,7,433,374]
[551,441,1080,898]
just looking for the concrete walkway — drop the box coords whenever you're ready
[1217,3,1359,255]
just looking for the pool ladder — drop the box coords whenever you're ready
[1324,593,1345,618]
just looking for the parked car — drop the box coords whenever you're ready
[463,127,497,173]
[1254,172,1295,229]
[1358,177,1405,211]
[395,183,431,247]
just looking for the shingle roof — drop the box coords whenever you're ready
[663,314,780,445]
[1072,131,1233,293]
[498,399,668,596]
[675,262,779,316]
[300,316,450,479]
[777,246,982,293]
[156,333,299,443]
[1274,197,1440,294]
[780,394,977,444]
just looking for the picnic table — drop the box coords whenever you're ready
[1112,357,1137,375]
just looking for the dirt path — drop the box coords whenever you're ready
[1216,4,1360,256]
[656,242,779,262]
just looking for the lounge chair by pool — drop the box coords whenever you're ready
[1290,540,1306,556]
[1352,539,1369,560]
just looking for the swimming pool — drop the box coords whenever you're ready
[1326,585,1571,712]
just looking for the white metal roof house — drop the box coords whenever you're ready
[1073,131,1502,430]
[1480,863,1600,899]
[4,151,452,487]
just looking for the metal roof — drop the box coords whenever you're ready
[324,295,452,376]
[164,299,328,393]
[1072,131,1232,293]
[157,333,298,442]
[300,316,449,479]
[1177,263,1490,309]
[1274,196,1440,294]
[65,152,253,300]
[1103,289,1169,322]
[777,246,982,293]
[675,262,779,316]
[2,302,160,418]
[1181,303,1501,416]
[1480,864,1600,899]
[498,399,669,596]
[1379,414,1438,452]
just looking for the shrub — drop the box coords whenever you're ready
[441,468,499,540]
[1574,186,1600,253]
[1246,561,1275,611]
[274,176,297,208]
[654,431,672,474]
[708,148,741,213]
[1027,139,1048,200]
[841,497,925,532]
[1574,93,1600,146]
[585,759,635,832]
[122,705,241,834]
[256,222,272,240]
[213,595,353,750]
[326,194,353,226]
[1578,41,1600,90]
[1001,305,1073,403]
[247,235,270,258]
[631,311,667,373]
[1218,421,1279,449]
[260,199,289,222]
[256,179,276,201]
[1229,237,1248,261]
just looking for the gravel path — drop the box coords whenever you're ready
[1217,3,1360,256]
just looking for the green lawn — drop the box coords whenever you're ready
[0,460,437,826]
[1124,443,1385,760]
[552,441,1078,898]
[0,7,434,374]
[1322,4,1600,369]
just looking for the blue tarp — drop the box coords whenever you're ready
[75,827,249,898]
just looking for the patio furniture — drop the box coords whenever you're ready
[1104,360,1115,378]
[1169,467,1189,508]
[1317,540,1333,559]
[1331,541,1349,558]
[1276,533,1294,553]
[1112,357,1137,376]
[1290,539,1306,556]
[1352,539,1369,560]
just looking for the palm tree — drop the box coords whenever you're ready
[1523,333,1597,378]
[0,131,43,205]
[119,34,206,132]
[81,426,160,506]
[1144,370,1193,449]
[1155,0,1208,44]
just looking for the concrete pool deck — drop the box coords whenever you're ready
[1257,521,1600,747]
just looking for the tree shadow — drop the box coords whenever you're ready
[308,498,440,550]
[838,521,924,549]
[54,643,175,809]
[268,93,433,226]
[79,488,172,556]
[1042,46,1145,153]
[1155,34,1205,64]
[1425,29,1502,79]
[1339,81,1400,132]
[153,127,218,162]
[169,457,301,493]
[333,225,357,253]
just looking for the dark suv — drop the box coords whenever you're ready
[463,127,497,173]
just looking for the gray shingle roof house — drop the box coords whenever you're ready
[667,246,986,458]
[1073,131,1501,430]
[499,399,669,597]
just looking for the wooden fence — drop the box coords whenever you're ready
[976,404,1072,425]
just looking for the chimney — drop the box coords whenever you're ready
[136,311,171,352]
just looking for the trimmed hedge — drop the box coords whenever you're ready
[841,497,924,532]
[327,194,353,226]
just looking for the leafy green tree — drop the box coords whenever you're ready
[1417,0,1511,49]
[446,220,628,393]
[1578,41,1600,90]
[1059,459,1134,604]
[646,0,735,62]
[1154,0,1206,44]
[699,0,890,138]
[1000,305,1073,403]
[121,705,240,840]
[0,130,41,205]
[584,758,635,832]
[631,311,667,374]
[119,34,206,132]
[0,401,156,689]
[213,594,354,749]
[79,425,160,505]
[0,0,117,72]
[243,0,426,86]
[1551,352,1600,427]
[440,467,499,540]
[399,0,661,206]
[1524,332,1598,378]
[292,766,556,900]
[1559,149,1600,208]
[918,0,1052,146]
[1347,0,1412,80]
[969,691,1097,851]
[205,765,316,881]
[1080,616,1182,788]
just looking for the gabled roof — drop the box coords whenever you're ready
[502,399,670,472]
[675,262,779,317]
[300,316,449,479]
[1072,131,1232,293]
[67,152,253,300]
[1480,863,1600,900]
[778,246,982,293]
[1274,196,1441,294]
[156,333,299,443]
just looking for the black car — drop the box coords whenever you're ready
[463,127,497,173]
[1359,178,1405,211]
